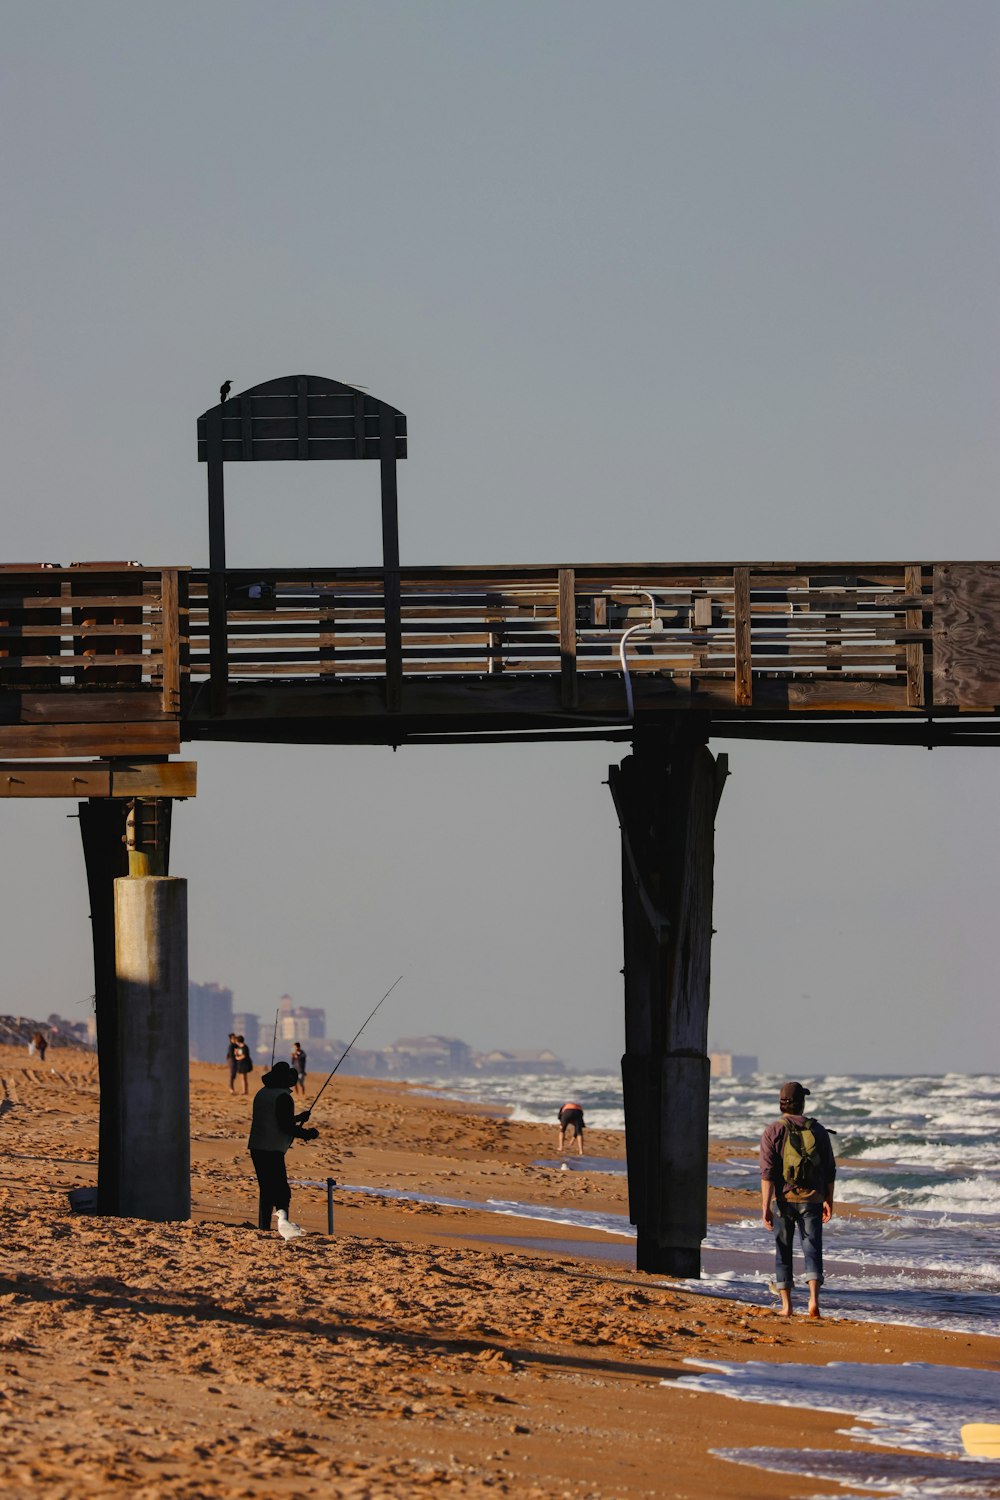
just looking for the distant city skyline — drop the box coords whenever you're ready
[188,981,568,1075]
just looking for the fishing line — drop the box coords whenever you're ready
[308,975,403,1116]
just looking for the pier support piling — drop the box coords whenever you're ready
[80,794,189,1220]
[609,723,726,1277]
[79,798,130,1214]
[114,875,190,1220]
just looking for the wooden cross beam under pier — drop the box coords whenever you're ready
[0,760,196,798]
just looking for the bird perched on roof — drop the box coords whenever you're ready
[219,379,233,403]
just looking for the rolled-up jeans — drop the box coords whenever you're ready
[772,1199,824,1287]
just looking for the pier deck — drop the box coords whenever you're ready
[2,558,1000,764]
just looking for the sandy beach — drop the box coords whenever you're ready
[0,1047,997,1499]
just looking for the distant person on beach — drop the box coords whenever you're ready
[557,1101,585,1156]
[31,1031,48,1063]
[248,1060,319,1238]
[290,1042,306,1096]
[232,1035,254,1096]
[225,1032,238,1093]
[760,1081,837,1318]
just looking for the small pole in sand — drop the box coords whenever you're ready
[326,1177,336,1235]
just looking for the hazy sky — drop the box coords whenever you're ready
[2,2,997,1075]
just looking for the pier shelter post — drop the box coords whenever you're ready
[609,723,726,1277]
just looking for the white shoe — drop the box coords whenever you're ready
[276,1211,305,1241]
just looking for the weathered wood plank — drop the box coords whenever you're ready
[0,761,196,798]
[733,567,752,706]
[160,569,181,715]
[786,680,906,709]
[558,569,578,709]
[904,564,926,707]
[19,691,169,724]
[4,653,153,669]
[110,761,196,798]
[0,763,112,797]
[0,723,181,757]
[0,623,161,639]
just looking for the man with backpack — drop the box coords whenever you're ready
[760,1081,837,1318]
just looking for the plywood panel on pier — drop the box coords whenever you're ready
[933,564,1000,707]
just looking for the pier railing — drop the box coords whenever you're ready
[186,562,935,712]
[6,560,1000,737]
[0,564,187,716]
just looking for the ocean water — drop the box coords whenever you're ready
[390,1069,1000,1340]
[411,1067,1000,1214]
[357,1069,1000,1495]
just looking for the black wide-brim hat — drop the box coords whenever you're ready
[262,1062,298,1089]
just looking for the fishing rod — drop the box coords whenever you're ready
[307,975,403,1115]
[270,1006,280,1069]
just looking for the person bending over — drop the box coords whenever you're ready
[557,1101,586,1157]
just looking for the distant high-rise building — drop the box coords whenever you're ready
[709,1051,758,1078]
[275,994,327,1042]
[382,1036,472,1074]
[231,1011,261,1057]
[189,981,234,1063]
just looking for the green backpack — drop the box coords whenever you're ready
[781,1117,822,1200]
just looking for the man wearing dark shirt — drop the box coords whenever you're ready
[760,1081,836,1318]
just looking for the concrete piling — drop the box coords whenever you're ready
[114,876,191,1221]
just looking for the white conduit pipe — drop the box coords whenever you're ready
[616,591,663,719]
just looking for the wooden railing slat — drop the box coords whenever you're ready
[733,567,752,707]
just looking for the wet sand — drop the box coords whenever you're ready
[0,1048,997,1498]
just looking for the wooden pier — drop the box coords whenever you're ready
[3,374,1000,1268]
[5,556,999,761]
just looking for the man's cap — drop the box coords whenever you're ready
[779,1081,810,1110]
[262,1061,298,1089]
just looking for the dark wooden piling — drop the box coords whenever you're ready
[610,721,726,1277]
[78,799,130,1214]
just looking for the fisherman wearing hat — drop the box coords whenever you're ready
[248,1060,319,1239]
[760,1081,837,1318]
